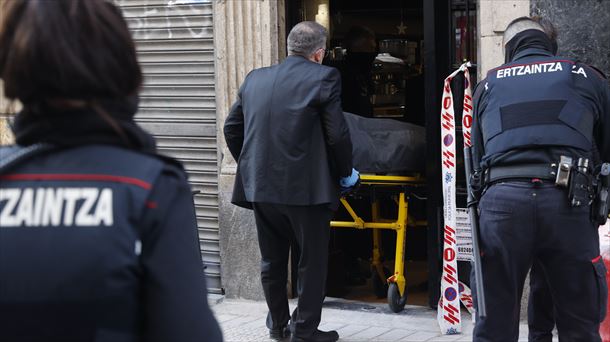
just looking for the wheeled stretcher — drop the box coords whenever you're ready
[330,174,426,313]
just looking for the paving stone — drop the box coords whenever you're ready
[346,326,391,340]
[214,298,535,342]
[426,333,464,341]
[239,317,267,330]
[219,314,261,329]
[221,322,272,342]
[373,328,417,341]
[214,314,241,323]
[335,324,369,338]
[399,331,443,341]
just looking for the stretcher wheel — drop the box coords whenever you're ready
[388,283,407,313]
[372,266,391,298]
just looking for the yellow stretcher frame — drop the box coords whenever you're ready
[330,174,426,313]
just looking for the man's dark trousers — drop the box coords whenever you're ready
[473,181,607,342]
[252,203,333,338]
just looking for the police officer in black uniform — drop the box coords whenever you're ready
[471,16,610,341]
[0,1,222,341]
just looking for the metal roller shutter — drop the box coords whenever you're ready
[117,0,221,294]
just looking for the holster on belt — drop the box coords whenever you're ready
[592,163,610,225]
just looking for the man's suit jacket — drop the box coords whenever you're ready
[224,55,353,209]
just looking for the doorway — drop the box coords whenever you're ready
[285,0,477,309]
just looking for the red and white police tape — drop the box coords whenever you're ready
[438,62,474,334]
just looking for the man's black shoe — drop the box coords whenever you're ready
[290,330,339,342]
[269,325,291,340]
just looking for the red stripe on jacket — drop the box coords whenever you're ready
[0,174,152,190]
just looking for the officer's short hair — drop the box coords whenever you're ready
[502,16,545,47]
[287,21,327,58]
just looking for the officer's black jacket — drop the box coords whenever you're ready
[472,31,610,171]
[224,55,353,210]
[0,105,222,341]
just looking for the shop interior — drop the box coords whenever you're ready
[287,0,477,310]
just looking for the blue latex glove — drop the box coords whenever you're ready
[340,168,360,188]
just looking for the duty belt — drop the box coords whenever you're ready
[484,163,557,184]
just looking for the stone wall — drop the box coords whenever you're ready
[214,0,284,300]
[532,0,610,77]
[477,0,530,79]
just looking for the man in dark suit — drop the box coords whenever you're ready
[224,21,359,342]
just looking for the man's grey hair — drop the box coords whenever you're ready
[287,21,327,58]
[502,17,545,46]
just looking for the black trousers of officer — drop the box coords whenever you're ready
[252,202,333,338]
[528,260,555,342]
[473,181,607,342]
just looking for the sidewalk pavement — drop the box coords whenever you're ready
[210,296,540,342]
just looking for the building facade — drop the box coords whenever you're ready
[214,0,610,307]
[0,0,608,310]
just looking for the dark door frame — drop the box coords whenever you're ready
[423,0,452,308]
